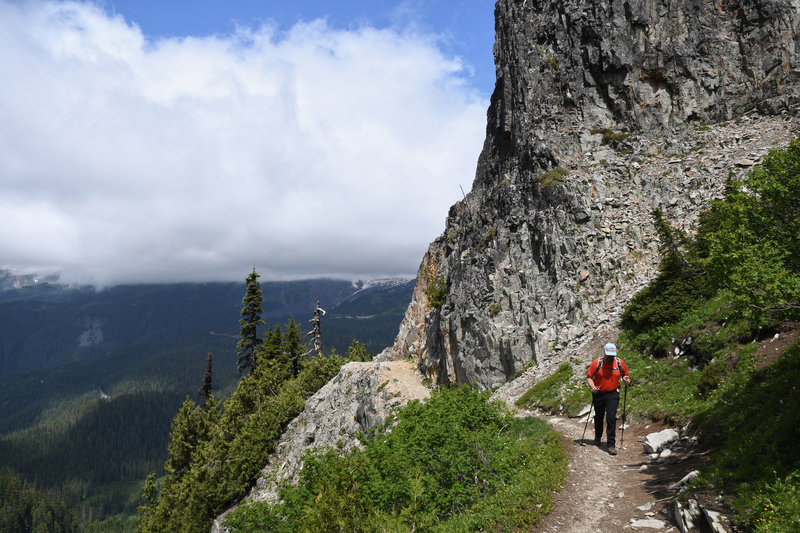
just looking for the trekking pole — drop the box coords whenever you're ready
[580,399,594,446]
[620,383,628,447]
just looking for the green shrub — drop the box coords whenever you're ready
[480,226,497,249]
[695,357,726,398]
[537,167,568,188]
[433,423,567,532]
[590,128,632,150]
[224,387,568,533]
[424,276,448,309]
[698,136,800,327]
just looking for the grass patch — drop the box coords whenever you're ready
[590,128,633,152]
[516,362,591,417]
[738,472,800,533]
[695,341,800,530]
[536,167,569,188]
[620,347,702,423]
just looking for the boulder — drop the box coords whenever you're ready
[703,508,729,533]
[674,498,702,533]
[643,428,679,454]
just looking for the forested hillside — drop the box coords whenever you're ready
[0,277,413,531]
[0,468,76,533]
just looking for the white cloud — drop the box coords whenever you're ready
[0,1,487,286]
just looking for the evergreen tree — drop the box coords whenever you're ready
[198,352,213,408]
[262,324,283,364]
[0,467,77,533]
[285,317,305,377]
[253,324,291,394]
[137,472,157,529]
[137,352,347,533]
[347,338,371,362]
[165,398,203,479]
[237,269,265,373]
[621,208,713,332]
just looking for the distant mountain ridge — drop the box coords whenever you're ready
[0,275,413,437]
[0,267,59,292]
[0,276,413,377]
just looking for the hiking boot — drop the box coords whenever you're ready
[608,446,618,455]
[594,437,601,447]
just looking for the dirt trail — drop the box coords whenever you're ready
[386,354,717,531]
[523,408,708,533]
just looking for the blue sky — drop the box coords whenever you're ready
[0,0,495,286]
[106,0,496,95]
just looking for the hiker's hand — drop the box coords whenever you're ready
[623,376,630,385]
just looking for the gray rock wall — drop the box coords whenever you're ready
[382,0,800,390]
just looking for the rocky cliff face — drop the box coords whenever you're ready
[382,0,800,390]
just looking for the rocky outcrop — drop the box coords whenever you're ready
[210,361,429,532]
[381,0,800,391]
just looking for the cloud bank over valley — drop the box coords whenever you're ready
[0,0,487,286]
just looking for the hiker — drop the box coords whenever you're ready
[585,343,630,455]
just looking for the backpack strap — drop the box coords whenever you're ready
[592,357,602,380]
[592,357,620,380]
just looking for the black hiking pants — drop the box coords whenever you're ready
[593,390,620,447]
